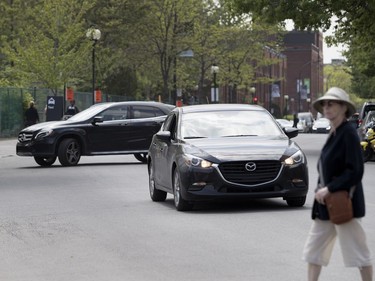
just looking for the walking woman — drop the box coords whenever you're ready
[302,87,373,280]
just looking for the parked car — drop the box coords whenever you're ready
[297,112,314,133]
[312,117,331,133]
[276,118,294,129]
[359,101,375,127]
[358,110,375,141]
[16,101,175,166]
[148,104,309,211]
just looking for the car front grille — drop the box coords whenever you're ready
[218,160,281,185]
[18,132,33,143]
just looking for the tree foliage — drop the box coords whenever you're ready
[0,0,284,102]
[230,0,375,99]
[1,0,94,92]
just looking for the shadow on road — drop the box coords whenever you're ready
[158,198,310,214]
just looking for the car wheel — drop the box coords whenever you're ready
[58,138,81,166]
[286,196,306,207]
[148,161,167,201]
[173,168,193,211]
[34,156,57,167]
[363,144,373,162]
[134,153,148,163]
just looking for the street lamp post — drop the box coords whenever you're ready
[306,98,311,111]
[86,27,101,105]
[211,64,219,103]
[250,86,256,104]
[284,95,289,117]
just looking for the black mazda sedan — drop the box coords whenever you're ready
[148,104,308,211]
[17,101,175,166]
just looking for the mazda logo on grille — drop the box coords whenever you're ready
[245,162,256,171]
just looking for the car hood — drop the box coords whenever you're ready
[183,136,297,161]
[21,119,87,132]
[22,121,64,131]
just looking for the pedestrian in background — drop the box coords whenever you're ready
[293,113,299,128]
[302,87,373,281]
[24,101,39,127]
[65,99,79,116]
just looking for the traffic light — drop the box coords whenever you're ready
[252,96,258,104]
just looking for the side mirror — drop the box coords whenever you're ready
[156,131,171,142]
[92,116,104,125]
[283,127,299,139]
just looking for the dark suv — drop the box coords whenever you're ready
[16,101,175,166]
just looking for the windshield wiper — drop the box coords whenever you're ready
[223,134,257,137]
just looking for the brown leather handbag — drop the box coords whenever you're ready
[319,160,354,225]
[325,190,354,224]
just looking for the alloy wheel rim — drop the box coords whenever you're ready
[67,142,79,163]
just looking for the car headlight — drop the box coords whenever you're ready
[35,129,54,140]
[284,150,304,166]
[184,154,213,168]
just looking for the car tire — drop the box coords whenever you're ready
[34,156,57,167]
[134,153,148,163]
[148,161,167,201]
[363,144,373,162]
[286,196,306,207]
[173,168,193,211]
[58,138,81,166]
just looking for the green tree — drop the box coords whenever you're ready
[84,0,150,97]
[0,0,39,86]
[2,0,94,93]
[230,0,375,99]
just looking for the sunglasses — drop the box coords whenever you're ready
[319,100,342,107]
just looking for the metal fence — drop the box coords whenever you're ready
[0,87,128,138]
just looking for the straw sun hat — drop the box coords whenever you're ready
[312,87,356,118]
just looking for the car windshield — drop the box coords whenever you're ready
[364,111,375,125]
[67,104,111,122]
[181,110,283,139]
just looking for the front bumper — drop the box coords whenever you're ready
[178,162,308,202]
[16,138,56,157]
[312,128,329,133]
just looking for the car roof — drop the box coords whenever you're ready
[91,101,175,109]
[177,104,265,114]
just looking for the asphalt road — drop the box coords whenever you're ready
[0,134,374,281]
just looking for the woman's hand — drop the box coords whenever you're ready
[315,187,329,205]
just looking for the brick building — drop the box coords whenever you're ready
[282,30,324,115]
